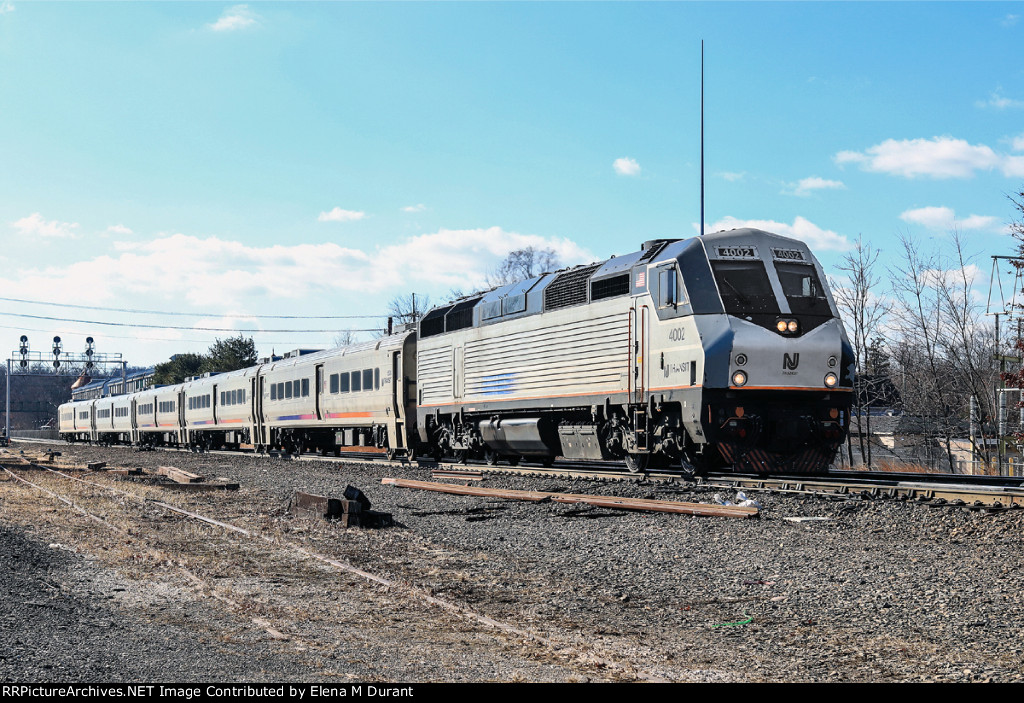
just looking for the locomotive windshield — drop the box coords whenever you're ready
[710,261,781,315]
[774,262,828,315]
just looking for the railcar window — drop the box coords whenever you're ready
[375,368,380,390]
[351,370,362,392]
[301,379,309,397]
[774,262,828,315]
[340,373,350,393]
[362,369,373,391]
[710,261,781,315]
[271,384,277,401]
[285,382,293,399]
[330,373,339,394]
[292,380,300,398]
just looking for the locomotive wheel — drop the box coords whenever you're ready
[506,455,521,466]
[483,449,499,466]
[624,453,649,473]
[540,455,556,467]
[452,449,469,464]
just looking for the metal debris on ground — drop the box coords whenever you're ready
[289,489,392,528]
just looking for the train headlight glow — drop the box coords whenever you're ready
[732,370,748,387]
[824,372,838,388]
[776,320,788,333]
[787,320,799,333]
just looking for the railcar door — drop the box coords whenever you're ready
[314,365,324,421]
[253,375,265,447]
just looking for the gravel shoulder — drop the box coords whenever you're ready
[2,442,1023,683]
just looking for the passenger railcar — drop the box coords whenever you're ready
[257,331,416,457]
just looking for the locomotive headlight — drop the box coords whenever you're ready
[824,372,838,388]
[776,320,788,333]
[787,320,799,333]
[732,370,748,387]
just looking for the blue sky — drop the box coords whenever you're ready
[1,1,1023,368]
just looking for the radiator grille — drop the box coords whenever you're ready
[544,263,601,311]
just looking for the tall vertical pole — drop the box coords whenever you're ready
[700,40,705,238]
[4,359,9,440]
[997,313,1005,476]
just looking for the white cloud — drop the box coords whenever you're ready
[0,228,594,312]
[613,157,641,177]
[899,206,1002,232]
[318,207,366,223]
[700,215,851,252]
[12,213,79,239]
[0,3,14,15]
[975,89,1024,110]
[835,136,1005,179]
[1012,134,1024,152]
[377,227,594,290]
[401,204,427,213]
[1002,14,1019,27]
[208,4,259,32]
[785,176,846,197]
[718,171,746,182]
[1004,155,1024,178]
[107,224,133,236]
[921,264,984,289]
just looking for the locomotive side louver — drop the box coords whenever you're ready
[544,263,602,310]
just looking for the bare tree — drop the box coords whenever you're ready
[387,293,430,326]
[832,236,890,466]
[933,229,999,469]
[486,247,561,287]
[888,234,959,472]
[333,329,360,348]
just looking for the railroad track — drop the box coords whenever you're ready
[12,437,1024,508]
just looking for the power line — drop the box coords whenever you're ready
[0,324,359,345]
[0,312,384,334]
[0,296,387,320]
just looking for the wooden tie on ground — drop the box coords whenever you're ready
[156,466,203,483]
[381,478,759,518]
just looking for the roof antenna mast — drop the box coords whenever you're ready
[700,39,705,238]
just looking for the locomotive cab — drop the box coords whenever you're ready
[665,229,854,473]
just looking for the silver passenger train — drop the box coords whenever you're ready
[59,228,854,474]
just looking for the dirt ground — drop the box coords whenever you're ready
[3,442,1024,683]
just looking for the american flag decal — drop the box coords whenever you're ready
[636,271,646,287]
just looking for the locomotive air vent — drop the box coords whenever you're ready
[544,263,602,311]
[590,273,630,301]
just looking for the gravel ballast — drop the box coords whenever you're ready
[2,442,1023,683]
